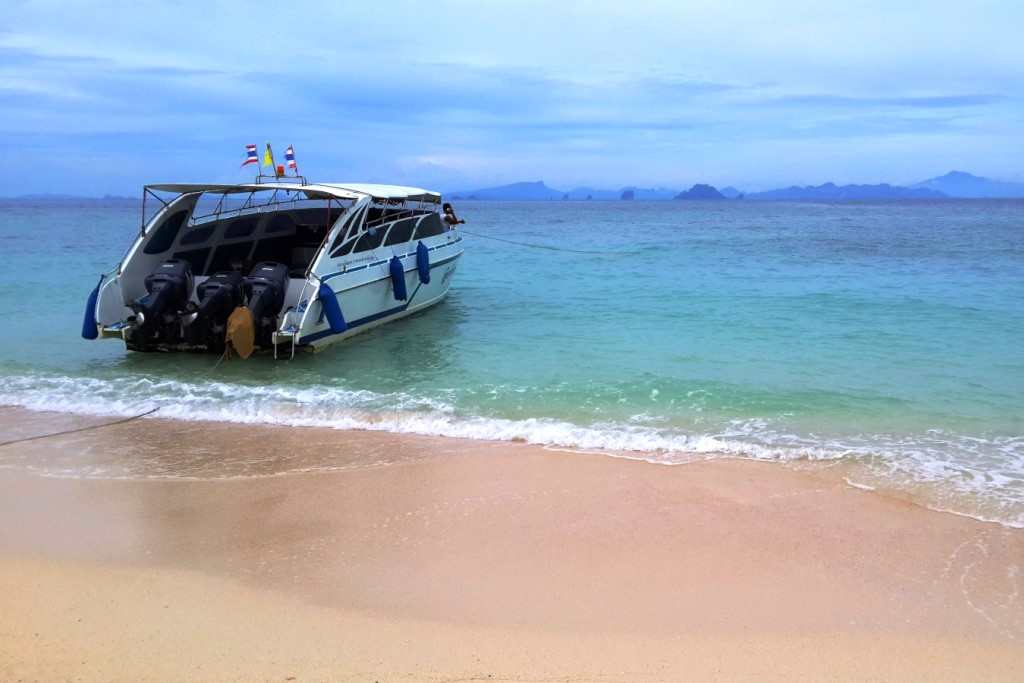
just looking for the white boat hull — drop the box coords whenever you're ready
[290,236,463,351]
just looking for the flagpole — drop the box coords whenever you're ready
[264,142,277,180]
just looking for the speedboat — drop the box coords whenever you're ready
[81,179,464,357]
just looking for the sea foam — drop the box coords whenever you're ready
[1,372,1022,528]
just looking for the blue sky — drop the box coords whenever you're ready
[2,1,1022,195]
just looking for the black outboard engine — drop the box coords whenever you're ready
[243,262,289,347]
[186,270,243,350]
[127,259,193,349]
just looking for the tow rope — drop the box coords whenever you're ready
[458,228,623,255]
[0,408,160,448]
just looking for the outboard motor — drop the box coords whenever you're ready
[243,262,289,346]
[127,259,193,349]
[186,270,243,350]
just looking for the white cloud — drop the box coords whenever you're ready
[0,1,1021,193]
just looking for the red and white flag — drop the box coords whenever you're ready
[285,145,298,172]
[241,144,258,167]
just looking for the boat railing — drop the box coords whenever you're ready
[253,173,308,185]
[188,194,335,226]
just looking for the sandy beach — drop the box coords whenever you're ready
[1,407,1022,681]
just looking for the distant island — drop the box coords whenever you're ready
[6,171,1020,204]
[447,171,1022,202]
[911,171,1024,198]
[743,182,944,201]
[675,184,727,200]
[0,193,136,206]
[448,181,564,201]
[448,182,678,201]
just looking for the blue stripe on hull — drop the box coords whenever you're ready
[299,254,459,345]
[320,238,463,283]
[300,304,409,343]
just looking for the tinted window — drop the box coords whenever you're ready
[143,210,188,254]
[413,213,445,239]
[383,218,417,246]
[250,236,294,264]
[180,225,216,245]
[353,226,385,253]
[172,248,210,274]
[290,207,335,228]
[207,242,253,274]
[329,206,365,255]
[224,216,258,238]
[330,237,355,257]
[264,213,294,234]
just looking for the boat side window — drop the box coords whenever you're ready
[330,233,356,257]
[383,217,417,246]
[329,206,366,256]
[264,213,295,234]
[413,212,445,239]
[207,242,254,274]
[143,210,188,254]
[353,226,386,253]
[224,216,258,238]
[250,236,294,265]
[179,225,216,246]
[172,248,211,274]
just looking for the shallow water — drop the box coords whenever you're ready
[1,199,1022,525]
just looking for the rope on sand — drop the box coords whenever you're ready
[0,407,160,448]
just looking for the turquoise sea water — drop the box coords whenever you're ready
[1,199,1022,525]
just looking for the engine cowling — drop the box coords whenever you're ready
[187,270,243,350]
[128,259,193,348]
[243,262,289,346]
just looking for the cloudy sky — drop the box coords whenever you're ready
[2,1,1022,194]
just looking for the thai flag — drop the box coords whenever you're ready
[241,144,258,167]
[285,145,297,172]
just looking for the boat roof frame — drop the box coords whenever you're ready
[144,181,441,204]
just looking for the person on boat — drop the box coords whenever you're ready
[443,203,465,227]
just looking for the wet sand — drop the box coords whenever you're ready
[0,408,1022,681]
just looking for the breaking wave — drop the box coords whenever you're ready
[1,372,1022,528]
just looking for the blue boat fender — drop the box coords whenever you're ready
[389,255,407,301]
[81,275,104,340]
[317,282,347,333]
[416,241,431,284]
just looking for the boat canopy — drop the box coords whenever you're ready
[145,182,441,203]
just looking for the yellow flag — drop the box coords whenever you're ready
[262,143,274,167]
